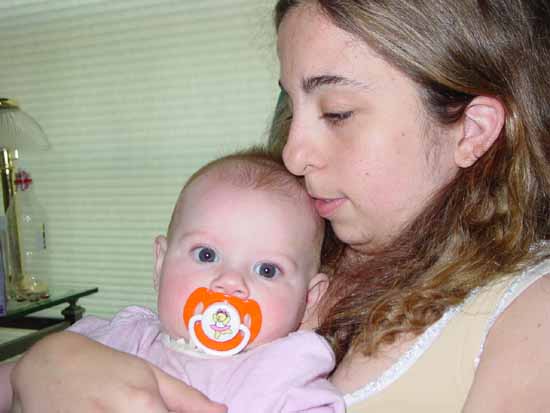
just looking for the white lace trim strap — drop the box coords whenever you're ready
[344,292,475,406]
[475,258,550,367]
[344,255,550,406]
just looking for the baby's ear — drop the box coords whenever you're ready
[455,96,505,168]
[153,235,168,291]
[301,273,329,330]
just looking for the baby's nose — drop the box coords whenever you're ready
[210,270,249,299]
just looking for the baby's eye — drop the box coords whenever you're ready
[253,262,281,279]
[192,247,218,263]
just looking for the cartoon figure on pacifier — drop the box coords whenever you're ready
[210,309,233,339]
[183,287,262,356]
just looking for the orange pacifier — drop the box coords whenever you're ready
[183,287,262,356]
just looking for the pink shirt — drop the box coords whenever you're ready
[68,306,344,412]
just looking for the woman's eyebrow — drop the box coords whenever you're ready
[302,75,369,93]
[278,75,369,95]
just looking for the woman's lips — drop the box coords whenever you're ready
[313,197,346,218]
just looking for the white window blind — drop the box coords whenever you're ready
[0,0,279,319]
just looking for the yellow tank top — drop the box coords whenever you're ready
[345,258,550,412]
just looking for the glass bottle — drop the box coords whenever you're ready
[0,215,7,314]
[13,168,49,300]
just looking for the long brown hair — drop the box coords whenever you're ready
[271,0,550,363]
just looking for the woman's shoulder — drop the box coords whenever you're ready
[338,257,550,410]
[463,267,550,411]
[474,256,550,350]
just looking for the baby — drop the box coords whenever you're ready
[2,147,344,412]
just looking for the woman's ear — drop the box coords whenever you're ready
[153,235,168,291]
[455,96,505,168]
[300,272,329,330]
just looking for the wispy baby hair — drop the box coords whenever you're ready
[167,145,312,241]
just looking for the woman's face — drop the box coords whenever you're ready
[277,5,460,252]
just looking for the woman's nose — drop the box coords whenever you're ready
[282,116,322,176]
[210,270,249,299]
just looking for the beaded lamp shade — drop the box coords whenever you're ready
[0,98,49,152]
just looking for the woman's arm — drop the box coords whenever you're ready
[463,275,550,412]
[11,331,226,413]
[0,362,15,413]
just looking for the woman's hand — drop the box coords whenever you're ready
[11,332,226,413]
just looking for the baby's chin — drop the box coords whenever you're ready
[247,331,289,350]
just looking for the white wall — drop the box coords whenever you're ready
[0,0,279,318]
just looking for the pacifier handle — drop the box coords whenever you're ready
[188,315,251,357]
[183,288,262,357]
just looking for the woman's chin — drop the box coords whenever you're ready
[332,224,367,250]
[333,221,396,254]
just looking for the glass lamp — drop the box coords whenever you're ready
[0,98,50,301]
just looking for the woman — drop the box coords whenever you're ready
[272,1,550,411]
[8,0,550,411]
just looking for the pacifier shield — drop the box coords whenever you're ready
[183,288,262,356]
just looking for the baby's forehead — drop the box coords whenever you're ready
[181,171,323,232]
[173,158,324,247]
[184,160,307,204]
[182,171,311,217]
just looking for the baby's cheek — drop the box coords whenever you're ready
[158,284,194,338]
[255,303,301,345]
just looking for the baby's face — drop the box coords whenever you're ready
[154,174,323,348]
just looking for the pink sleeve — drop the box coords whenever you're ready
[66,306,159,355]
[220,331,345,412]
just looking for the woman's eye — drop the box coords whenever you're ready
[322,111,353,125]
[192,247,218,263]
[253,262,281,279]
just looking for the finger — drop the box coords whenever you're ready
[152,366,227,413]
